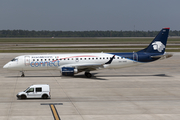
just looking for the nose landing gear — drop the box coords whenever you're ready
[21,71,25,77]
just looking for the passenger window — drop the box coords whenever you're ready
[27,88,34,93]
[36,88,42,92]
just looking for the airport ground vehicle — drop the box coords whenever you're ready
[16,84,51,99]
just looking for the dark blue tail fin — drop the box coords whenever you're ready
[138,28,170,54]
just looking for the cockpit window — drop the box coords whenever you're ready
[11,58,18,62]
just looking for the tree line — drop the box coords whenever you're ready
[0,30,179,37]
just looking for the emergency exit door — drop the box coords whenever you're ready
[133,52,138,62]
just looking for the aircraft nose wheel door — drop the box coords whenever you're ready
[133,52,138,62]
[24,56,30,66]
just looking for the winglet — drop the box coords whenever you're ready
[105,55,115,64]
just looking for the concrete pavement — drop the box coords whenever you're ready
[0,53,180,120]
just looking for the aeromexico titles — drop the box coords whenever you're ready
[3,28,172,78]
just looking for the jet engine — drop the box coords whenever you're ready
[61,67,78,76]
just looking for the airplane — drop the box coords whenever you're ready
[3,28,172,78]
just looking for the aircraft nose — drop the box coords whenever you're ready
[3,63,9,69]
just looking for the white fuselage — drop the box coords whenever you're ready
[3,53,139,72]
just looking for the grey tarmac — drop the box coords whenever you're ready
[0,53,180,120]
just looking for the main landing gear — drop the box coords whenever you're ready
[85,72,92,78]
[21,71,25,77]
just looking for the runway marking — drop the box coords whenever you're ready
[41,103,63,120]
[50,104,60,120]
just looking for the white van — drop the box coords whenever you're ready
[17,84,51,99]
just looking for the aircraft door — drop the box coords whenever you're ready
[24,56,30,66]
[133,52,138,62]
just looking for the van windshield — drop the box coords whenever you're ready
[24,87,30,92]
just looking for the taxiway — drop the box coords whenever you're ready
[0,53,180,120]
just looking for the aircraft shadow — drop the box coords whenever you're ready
[7,76,61,78]
[96,74,171,77]
[6,74,171,81]
[6,73,108,80]
[73,73,107,80]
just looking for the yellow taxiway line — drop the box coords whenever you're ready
[50,104,60,120]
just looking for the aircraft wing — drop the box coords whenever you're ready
[59,55,115,71]
[68,63,105,71]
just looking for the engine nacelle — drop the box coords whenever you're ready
[74,68,78,74]
[61,67,78,76]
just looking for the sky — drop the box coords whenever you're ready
[0,0,180,31]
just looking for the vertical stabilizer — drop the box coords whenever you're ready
[139,28,170,54]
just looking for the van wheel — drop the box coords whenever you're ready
[21,95,26,99]
[42,94,48,99]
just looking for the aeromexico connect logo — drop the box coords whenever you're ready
[152,41,165,52]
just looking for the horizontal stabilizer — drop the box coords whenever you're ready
[151,53,173,60]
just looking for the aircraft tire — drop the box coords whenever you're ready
[21,71,25,77]
[21,73,25,77]
[85,72,92,78]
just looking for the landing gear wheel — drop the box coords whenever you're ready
[85,72,92,78]
[21,72,25,77]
